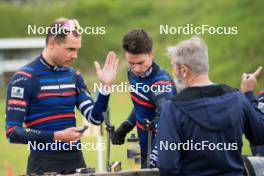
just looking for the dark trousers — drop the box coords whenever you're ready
[137,127,156,169]
[27,150,86,175]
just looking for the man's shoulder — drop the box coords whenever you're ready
[156,65,171,76]
[7,62,38,91]
[173,84,239,102]
[14,56,43,77]
[9,59,39,85]
[152,64,173,82]
[69,68,86,83]
[67,67,82,75]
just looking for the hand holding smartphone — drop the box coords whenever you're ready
[76,125,89,133]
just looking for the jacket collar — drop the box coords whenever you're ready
[39,54,68,72]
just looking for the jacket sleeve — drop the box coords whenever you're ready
[243,91,264,145]
[157,101,181,175]
[150,74,177,123]
[5,71,54,144]
[126,108,136,127]
[75,71,110,125]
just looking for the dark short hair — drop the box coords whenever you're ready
[46,17,80,45]
[122,29,153,54]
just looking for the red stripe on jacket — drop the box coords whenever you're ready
[153,80,173,85]
[131,94,155,108]
[25,113,75,127]
[16,71,32,78]
[136,121,157,133]
[6,126,18,134]
[37,91,76,98]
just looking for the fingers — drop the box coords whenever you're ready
[94,61,101,73]
[109,51,114,65]
[105,52,111,65]
[67,127,77,130]
[106,51,117,66]
[71,128,82,141]
[242,66,262,81]
[61,127,82,142]
[252,66,262,78]
[106,51,114,65]
[114,59,119,71]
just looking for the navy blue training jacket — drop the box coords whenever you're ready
[5,55,109,152]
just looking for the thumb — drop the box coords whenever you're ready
[242,73,247,81]
[94,61,101,73]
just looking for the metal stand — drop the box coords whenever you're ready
[103,108,116,172]
[144,119,152,168]
[106,123,115,172]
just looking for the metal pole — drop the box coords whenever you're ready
[103,108,115,172]
[144,119,152,168]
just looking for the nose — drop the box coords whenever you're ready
[132,65,141,73]
[71,51,78,59]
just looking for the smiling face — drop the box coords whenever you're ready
[48,33,81,67]
[125,52,154,76]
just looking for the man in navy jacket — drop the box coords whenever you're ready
[110,29,176,168]
[5,17,118,175]
[157,36,264,176]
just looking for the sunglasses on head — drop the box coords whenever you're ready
[54,19,81,37]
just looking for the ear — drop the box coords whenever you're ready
[181,65,188,78]
[148,50,155,60]
[48,37,56,49]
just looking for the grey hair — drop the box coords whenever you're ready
[167,36,209,74]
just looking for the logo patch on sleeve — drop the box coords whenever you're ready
[11,87,24,98]
[8,99,26,106]
[258,102,264,113]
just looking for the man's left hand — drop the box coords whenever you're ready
[241,66,262,93]
[94,51,119,87]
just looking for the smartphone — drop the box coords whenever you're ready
[77,125,89,133]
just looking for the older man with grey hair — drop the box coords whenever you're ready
[156,36,264,176]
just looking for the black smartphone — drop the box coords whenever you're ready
[77,125,89,133]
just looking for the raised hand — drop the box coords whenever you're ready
[94,51,119,87]
[241,66,262,93]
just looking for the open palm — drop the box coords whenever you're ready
[94,51,119,86]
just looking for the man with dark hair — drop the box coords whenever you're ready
[122,29,153,54]
[111,29,177,168]
[5,17,118,174]
[157,36,264,175]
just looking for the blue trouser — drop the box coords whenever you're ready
[137,127,156,168]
